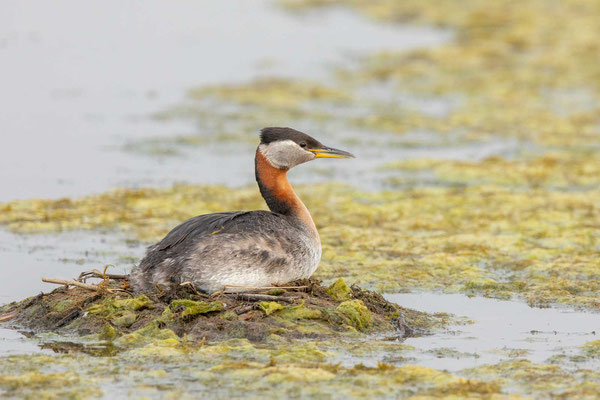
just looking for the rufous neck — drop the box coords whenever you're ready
[255,149,317,232]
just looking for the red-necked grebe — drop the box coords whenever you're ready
[130,127,354,293]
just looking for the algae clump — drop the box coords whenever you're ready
[327,278,352,301]
[113,295,154,311]
[279,301,323,320]
[335,300,373,332]
[99,324,119,341]
[582,340,600,358]
[170,299,224,317]
[258,301,284,316]
[111,311,137,328]
[114,322,179,348]
[87,295,153,317]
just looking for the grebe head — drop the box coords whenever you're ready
[258,127,354,170]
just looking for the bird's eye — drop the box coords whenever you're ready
[299,142,307,148]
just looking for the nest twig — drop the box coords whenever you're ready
[227,293,299,303]
[42,277,100,291]
[43,266,133,295]
[78,269,128,283]
[223,285,309,294]
[0,312,17,322]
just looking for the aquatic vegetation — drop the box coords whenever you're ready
[0,282,467,398]
[284,0,600,147]
[0,184,263,241]
[114,322,180,348]
[188,78,351,108]
[463,359,600,398]
[1,279,440,348]
[2,182,597,309]
[4,350,579,399]
[169,299,224,317]
[426,347,480,360]
[258,301,284,316]
[88,0,600,314]
[88,295,154,316]
[278,0,600,311]
[387,151,600,189]
[582,340,600,358]
[141,77,355,154]
[334,300,373,332]
[327,278,352,301]
[2,1,600,397]
[0,365,101,399]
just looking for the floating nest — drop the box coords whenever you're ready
[0,274,446,349]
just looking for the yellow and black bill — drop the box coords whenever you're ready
[308,146,355,159]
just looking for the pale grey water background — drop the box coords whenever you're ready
[0,0,451,202]
[385,293,599,372]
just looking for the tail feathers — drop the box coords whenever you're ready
[129,261,183,294]
[128,264,155,293]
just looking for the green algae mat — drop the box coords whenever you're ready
[2,0,600,398]
[2,182,598,310]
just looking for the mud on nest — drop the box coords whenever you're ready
[0,278,447,350]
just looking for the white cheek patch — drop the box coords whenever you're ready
[260,140,315,169]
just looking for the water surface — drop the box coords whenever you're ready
[386,293,599,371]
[0,0,450,201]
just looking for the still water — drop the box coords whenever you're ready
[0,0,451,201]
[386,293,599,372]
